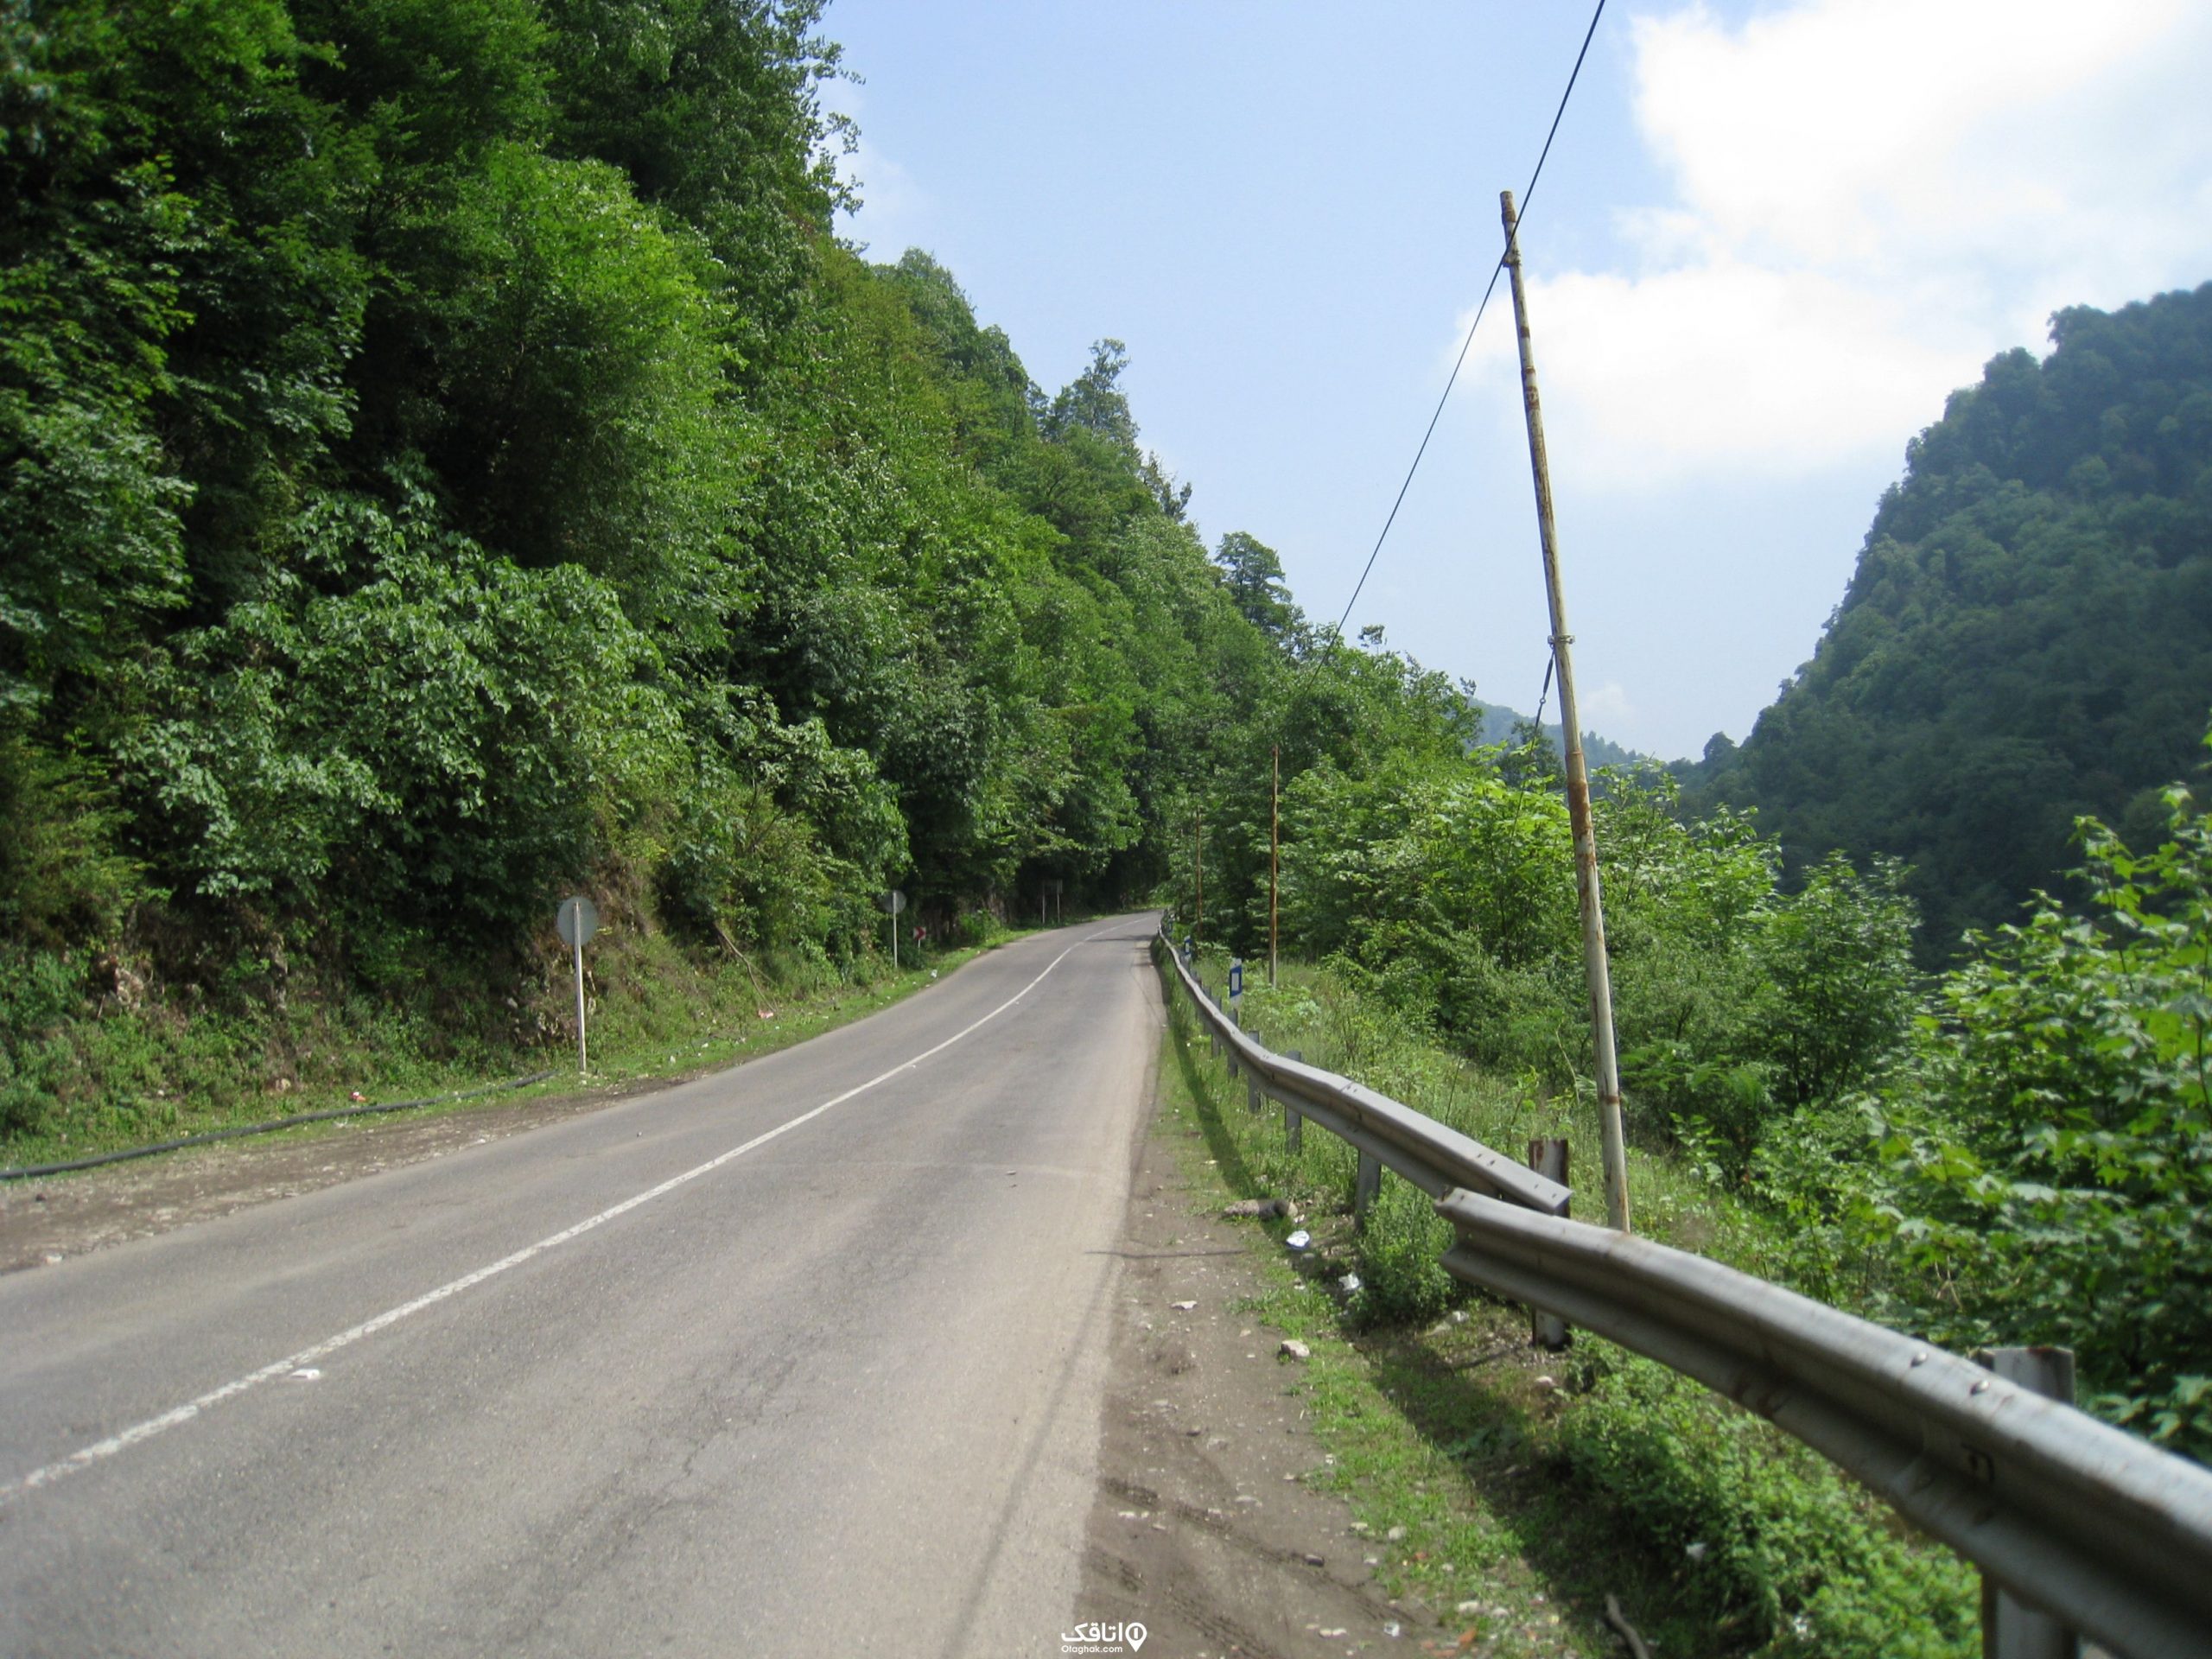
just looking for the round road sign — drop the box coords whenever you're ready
[556,895,600,948]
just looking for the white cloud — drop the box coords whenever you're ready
[1580,681,1636,729]
[1473,0,2212,488]
[1480,260,1980,488]
[826,79,930,257]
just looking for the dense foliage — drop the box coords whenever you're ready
[1,0,1405,1128]
[1189,740,1916,1189]
[1686,283,2212,954]
[1764,768,2212,1459]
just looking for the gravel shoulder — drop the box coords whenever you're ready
[1077,1093,1418,1659]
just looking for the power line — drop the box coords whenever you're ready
[1300,0,1607,685]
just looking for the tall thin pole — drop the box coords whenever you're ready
[572,933,588,1077]
[1502,188,1630,1233]
[1195,812,1205,947]
[1270,747,1281,987]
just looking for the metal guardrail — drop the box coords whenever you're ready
[1159,932,1567,1217]
[1438,1192,2212,1659]
[1155,925,2212,1659]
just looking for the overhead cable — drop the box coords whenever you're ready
[1300,0,1608,684]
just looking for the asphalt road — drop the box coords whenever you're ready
[0,914,1165,1657]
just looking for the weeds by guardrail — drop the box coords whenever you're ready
[1155,923,2212,1658]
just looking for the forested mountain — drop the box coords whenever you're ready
[1467,697,1647,772]
[1686,283,2212,951]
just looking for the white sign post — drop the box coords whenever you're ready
[878,889,907,968]
[556,895,600,1077]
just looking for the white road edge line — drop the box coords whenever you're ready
[2,922,1126,1506]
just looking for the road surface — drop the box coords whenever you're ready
[1,914,1164,1657]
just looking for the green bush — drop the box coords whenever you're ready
[0,739,149,950]
[1555,1350,1976,1658]
[1352,1174,1456,1325]
[1848,772,2212,1459]
[0,950,84,1138]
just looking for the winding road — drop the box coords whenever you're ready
[0,913,1164,1657]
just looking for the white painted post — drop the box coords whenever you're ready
[556,896,599,1079]
[572,931,587,1077]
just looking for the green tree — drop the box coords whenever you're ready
[1213,531,1305,645]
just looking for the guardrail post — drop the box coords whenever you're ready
[1208,990,1221,1058]
[1529,1137,1571,1351]
[1978,1347,2081,1659]
[1283,1050,1302,1151]
[1246,1074,1260,1113]
[1355,1152,1381,1228]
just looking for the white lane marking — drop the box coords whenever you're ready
[2,924,1123,1505]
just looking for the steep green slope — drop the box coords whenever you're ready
[1,0,1440,1140]
[1688,283,2212,950]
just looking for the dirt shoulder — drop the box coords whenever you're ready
[1076,1098,1420,1659]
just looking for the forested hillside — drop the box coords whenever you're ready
[1685,283,2212,951]
[1467,696,1645,771]
[3,0,1484,1135]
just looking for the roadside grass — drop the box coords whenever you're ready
[0,921,1029,1173]
[1181,950,1784,1284]
[1158,949,1979,1659]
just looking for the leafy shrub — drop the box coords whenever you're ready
[0,737,148,950]
[1619,853,1920,1183]
[0,950,91,1138]
[1353,1175,1456,1325]
[1555,1351,1976,1657]
[1751,854,1920,1107]
[1847,773,2212,1459]
[118,480,671,938]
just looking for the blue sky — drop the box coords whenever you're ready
[822,1,2212,759]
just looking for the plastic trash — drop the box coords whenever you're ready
[1284,1229,1311,1250]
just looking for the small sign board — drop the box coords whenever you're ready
[877,888,907,916]
[556,895,600,948]
[1230,957,1244,1000]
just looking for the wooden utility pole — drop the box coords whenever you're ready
[1193,809,1204,948]
[1270,747,1281,987]
[1501,188,1630,1233]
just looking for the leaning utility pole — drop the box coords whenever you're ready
[1501,188,1630,1233]
[1270,747,1281,988]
